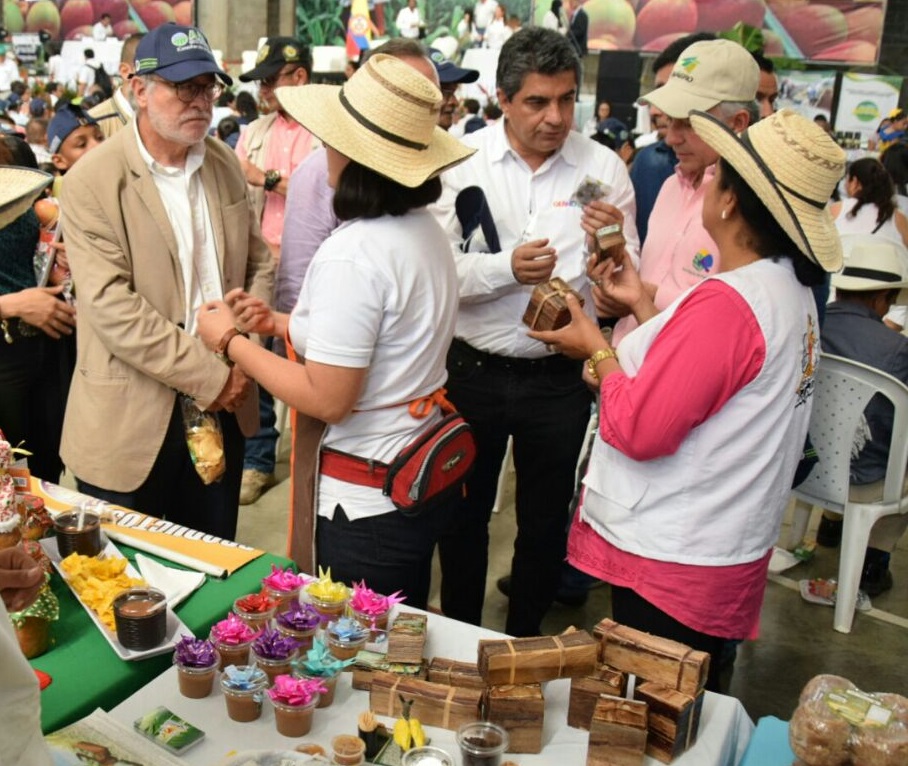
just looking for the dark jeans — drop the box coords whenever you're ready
[316,501,454,610]
[611,585,738,694]
[439,339,592,636]
[0,333,65,482]
[76,400,245,540]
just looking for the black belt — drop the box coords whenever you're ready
[450,337,581,373]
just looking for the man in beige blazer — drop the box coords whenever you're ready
[88,33,144,138]
[60,23,274,539]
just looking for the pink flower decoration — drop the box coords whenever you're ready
[210,613,258,645]
[267,674,327,706]
[349,581,405,616]
[262,564,311,593]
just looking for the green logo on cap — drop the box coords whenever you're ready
[680,56,699,73]
[171,32,189,47]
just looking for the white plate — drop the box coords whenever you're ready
[40,538,193,661]
[219,752,327,765]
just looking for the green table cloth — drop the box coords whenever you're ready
[30,545,290,733]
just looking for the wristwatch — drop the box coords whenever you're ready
[263,169,281,192]
[586,347,617,383]
[215,327,248,364]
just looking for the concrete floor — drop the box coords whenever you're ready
[237,441,908,723]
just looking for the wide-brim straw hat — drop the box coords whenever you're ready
[276,54,475,188]
[0,167,54,230]
[832,237,908,303]
[690,108,846,271]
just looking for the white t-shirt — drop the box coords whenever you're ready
[474,0,498,30]
[77,60,97,91]
[289,209,459,521]
[92,21,111,40]
[483,19,512,50]
[395,6,422,38]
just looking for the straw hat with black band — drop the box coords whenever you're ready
[689,108,846,272]
[275,53,475,189]
[832,239,908,304]
[0,167,53,230]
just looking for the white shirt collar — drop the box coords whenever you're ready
[133,117,206,176]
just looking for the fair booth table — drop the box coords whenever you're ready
[32,544,288,734]
[110,608,754,766]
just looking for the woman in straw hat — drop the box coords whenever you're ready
[198,54,474,607]
[0,147,75,484]
[528,109,845,691]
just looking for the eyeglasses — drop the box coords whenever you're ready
[153,77,223,104]
[261,66,303,89]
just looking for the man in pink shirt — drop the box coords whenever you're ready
[236,38,319,504]
[608,40,759,345]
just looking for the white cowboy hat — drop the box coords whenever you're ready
[0,166,54,230]
[690,108,846,271]
[275,54,475,188]
[833,237,908,303]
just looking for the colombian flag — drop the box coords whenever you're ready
[346,0,372,58]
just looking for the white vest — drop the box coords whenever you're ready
[581,259,818,566]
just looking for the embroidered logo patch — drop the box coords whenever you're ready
[692,249,714,272]
[680,56,699,73]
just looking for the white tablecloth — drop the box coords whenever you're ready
[110,611,753,765]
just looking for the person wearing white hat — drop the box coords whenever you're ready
[820,238,908,595]
[530,109,845,691]
[197,54,475,607]
[610,38,759,346]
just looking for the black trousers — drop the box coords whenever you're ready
[316,499,454,610]
[438,339,592,636]
[77,399,244,540]
[611,586,738,694]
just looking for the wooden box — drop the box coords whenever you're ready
[352,650,426,691]
[369,671,482,731]
[478,628,598,686]
[484,683,545,753]
[522,277,585,331]
[587,695,648,766]
[427,657,487,691]
[568,664,628,730]
[634,682,704,763]
[385,612,428,665]
[595,223,626,264]
[594,619,709,696]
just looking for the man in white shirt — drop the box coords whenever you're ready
[76,48,97,97]
[60,23,273,539]
[395,0,423,39]
[92,13,113,41]
[0,50,20,98]
[434,27,639,637]
[473,0,498,44]
[88,33,144,137]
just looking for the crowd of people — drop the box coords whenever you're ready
[1,16,907,757]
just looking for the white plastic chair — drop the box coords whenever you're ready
[792,353,908,633]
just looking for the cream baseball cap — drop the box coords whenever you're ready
[640,39,759,119]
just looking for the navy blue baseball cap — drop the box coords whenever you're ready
[428,48,479,85]
[47,103,99,154]
[597,117,630,144]
[133,23,232,85]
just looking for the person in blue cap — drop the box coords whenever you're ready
[428,47,479,131]
[58,23,273,540]
[47,102,104,173]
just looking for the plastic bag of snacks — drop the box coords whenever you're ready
[789,674,908,766]
[179,395,226,485]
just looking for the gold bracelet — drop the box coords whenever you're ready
[586,347,616,383]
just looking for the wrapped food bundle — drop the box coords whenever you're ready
[789,674,908,766]
[522,277,585,332]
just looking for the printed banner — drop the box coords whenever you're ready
[532,0,887,65]
[29,477,263,578]
[835,71,903,142]
[775,68,838,122]
[4,1,195,42]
